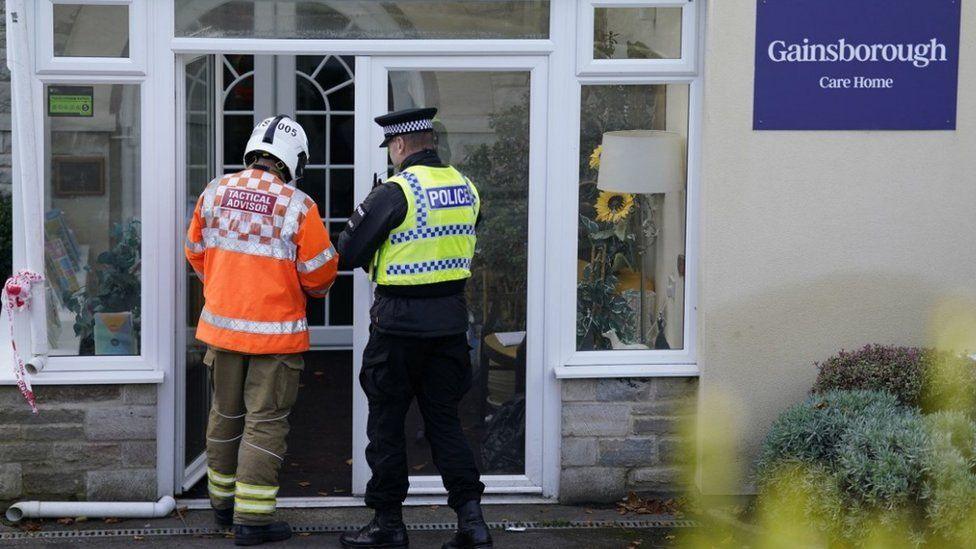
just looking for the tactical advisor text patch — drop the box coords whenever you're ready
[426,186,473,209]
[220,188,276,216]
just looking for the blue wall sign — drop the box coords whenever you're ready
[754,0,961,130]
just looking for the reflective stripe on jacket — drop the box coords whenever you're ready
[185,167,338,354]
[370,165,479,285]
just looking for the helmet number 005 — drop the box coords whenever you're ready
[278,122,298,138]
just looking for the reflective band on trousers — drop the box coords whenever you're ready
[208,468,236,499]
[297,245,336,273]
[208,481,235,499]
[236,482,279,499]
[235,481,278,514]
[201,308,308,335]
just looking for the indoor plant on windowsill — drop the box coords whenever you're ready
[62,219,141,355]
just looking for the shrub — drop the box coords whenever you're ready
[813,344,924,407]
[756,460,845,543]
[921,350,976,416]
[834,408,929,510]
[922,411,976,544]
[757,391,976,546]
[757,390,900,474]
[814,345,976,416]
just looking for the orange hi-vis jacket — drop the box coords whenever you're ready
[185,167,338,354]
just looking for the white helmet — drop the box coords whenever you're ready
[244,115,310,183]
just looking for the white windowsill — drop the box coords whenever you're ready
[553,363,700,379]
[0,370,164,385]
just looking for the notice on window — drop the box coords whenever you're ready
[48,86,94,117]
[753,0,961,130]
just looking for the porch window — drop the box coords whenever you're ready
[576,83,688,352]
[53,3,130,58]
[593,6,682,60]
[174,0,550,39]
[44,84,142,357]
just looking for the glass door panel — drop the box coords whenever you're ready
[388,70,531,476]
[182,55,217,488]
[361,57,547,494]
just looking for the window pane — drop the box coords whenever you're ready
[53,4,130,58]
[176,1,549,39]
[577,84,689,352]
[594,7,682,60]
[328,275,353,326]
[45,84,141,356]
[389,70,530,475]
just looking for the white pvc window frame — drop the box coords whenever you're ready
[556,1,704,379]
[35,0,148,75]
[577,0,698,77]
[4,0,165,383]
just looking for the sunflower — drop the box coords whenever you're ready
[595,191,634,223]
[589,145,602,170]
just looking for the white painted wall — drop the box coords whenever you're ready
[698,1,976,493]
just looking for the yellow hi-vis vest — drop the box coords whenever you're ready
[371,165,480,285]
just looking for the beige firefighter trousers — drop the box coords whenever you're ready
[204,347,304,526]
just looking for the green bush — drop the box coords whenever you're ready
[812,345,924,407]
[757,390,900,473]
[921,350,976,416]
[834,408,929,510]
[758,388,976,546]
[813,345,976,415]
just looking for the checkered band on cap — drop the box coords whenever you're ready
[383,119,433,138]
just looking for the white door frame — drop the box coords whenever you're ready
[351,55,550,496]
[163,16,569,503]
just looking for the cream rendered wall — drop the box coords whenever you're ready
[697,1,976,493]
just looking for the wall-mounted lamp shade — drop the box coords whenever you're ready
[597,130,685,194]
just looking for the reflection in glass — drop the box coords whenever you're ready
[388,70,530,475]
[44,84,141,356]
[176,1,550,39]
[185,57,216,463]
[54,4,130,58]
[576,85,689,351]
[594,7,682,60]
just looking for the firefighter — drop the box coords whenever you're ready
[338,108,491,549]
[185,115,338,546]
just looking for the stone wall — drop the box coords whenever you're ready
[0,385,157,505]
[560,377,697,503]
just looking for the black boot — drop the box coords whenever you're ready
[233,522,292,546]
[213,507,233,527]
[339,507,409,548]
[442,500,492,549]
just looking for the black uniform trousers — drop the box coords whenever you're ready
[359,329,486,511]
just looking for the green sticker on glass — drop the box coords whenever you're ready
[48,86,94,117]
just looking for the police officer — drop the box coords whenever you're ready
[185,116,338,546]
[337,108,492,549]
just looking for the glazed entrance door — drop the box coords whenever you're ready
[351,56,549,496]
[219,54,356,348]
[176,53,359,495]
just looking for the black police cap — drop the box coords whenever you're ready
[374,107,438,147]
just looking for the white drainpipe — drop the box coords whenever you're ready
[5,496,177,522]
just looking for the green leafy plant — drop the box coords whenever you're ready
[62,219,141,353]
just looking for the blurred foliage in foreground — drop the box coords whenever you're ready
[677,302,976,548]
